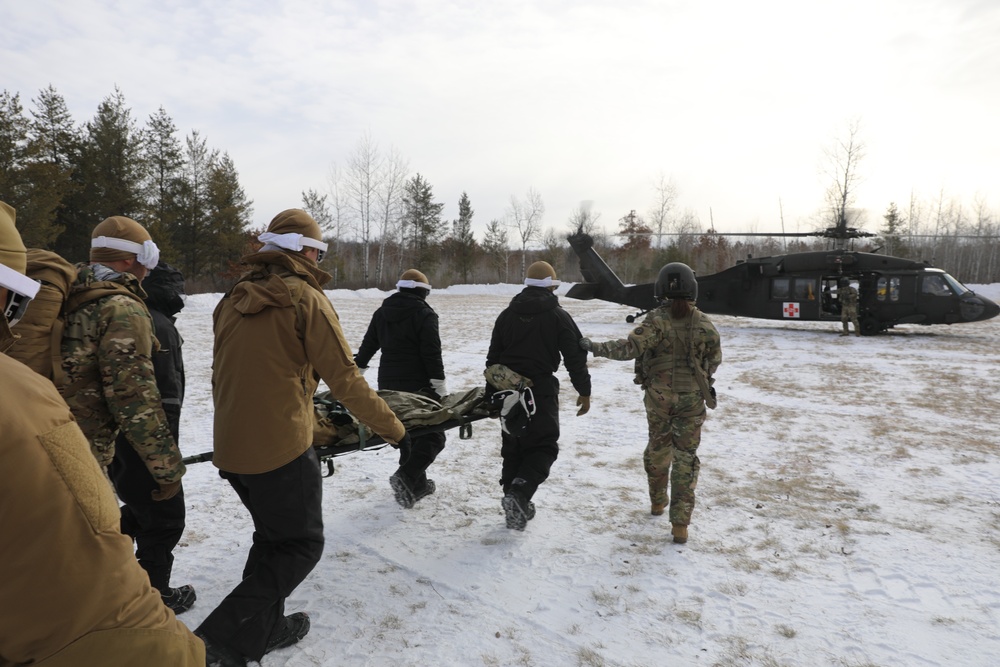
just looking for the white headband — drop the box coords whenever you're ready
[397,279,431,290]
[0,263,41,300]
[258,232,329,255]
[91,236,161,270]
[524,276,560,287]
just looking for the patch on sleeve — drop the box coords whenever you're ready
[632,326,644,335]
[38,421,120,534]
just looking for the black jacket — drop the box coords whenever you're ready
[355,291,445,394]
[143,263,185,439]
[486,287,591,397]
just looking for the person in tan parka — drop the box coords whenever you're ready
[196,208,409,666]
[0,201,204,667]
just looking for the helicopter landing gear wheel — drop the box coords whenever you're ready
[860,316,881,336]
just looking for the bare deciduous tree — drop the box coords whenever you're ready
[507,187,545,279]
[823,118,866,248]
[344,132,383,287]
[647,173,677,248]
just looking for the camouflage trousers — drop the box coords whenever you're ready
[841,306,859,333]
[642,388,706,526]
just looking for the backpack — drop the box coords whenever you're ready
[9,249,141,388]
[8,249,77,386]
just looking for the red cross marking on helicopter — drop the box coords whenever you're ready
[782,302,800,318]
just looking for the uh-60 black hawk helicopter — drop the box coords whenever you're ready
[565,219,1000,336]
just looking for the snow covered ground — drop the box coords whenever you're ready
[171,283,1000,667]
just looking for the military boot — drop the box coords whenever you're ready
[671,524,688,544]
[650,503,666,516]
[389,469,436,509]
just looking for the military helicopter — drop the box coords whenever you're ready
[565,220,1000,336]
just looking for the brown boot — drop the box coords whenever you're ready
[650,503,665,516]
[671,524,688,544]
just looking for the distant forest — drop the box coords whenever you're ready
[3,86,998,292]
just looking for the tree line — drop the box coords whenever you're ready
[0,86,252,291]
[3,90,998,293]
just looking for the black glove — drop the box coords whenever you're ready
[393,432,412,451]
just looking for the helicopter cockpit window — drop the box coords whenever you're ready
[877,277,901,302]
[942,273,970,296]
[922,274,953,297]
[771,278,790,300]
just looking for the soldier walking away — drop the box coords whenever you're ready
[0,201,204,666]
[108,261,195,613]
[839,278,861,336]
[197,209,409,667]
[355,268,448,508]
[486,261,591,531]
[580,262,722,544]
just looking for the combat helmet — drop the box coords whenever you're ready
[654,262,697,302]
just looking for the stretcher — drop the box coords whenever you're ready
[181,388,492,477]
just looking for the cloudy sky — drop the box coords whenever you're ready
[3,0,998,238]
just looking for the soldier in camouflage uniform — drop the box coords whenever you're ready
[839,278,861,336]
[580,263,722,544]
[61,217,185,491]
[60,217,189,604]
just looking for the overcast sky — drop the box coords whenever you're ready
[3,0,998,239]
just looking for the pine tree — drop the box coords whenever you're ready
[58,87,146,260]
[23,86,81,248]
[880,202,908,258]
[175,129,218,279]
[451,191,477,283]
[401,173,445,272]
[142,106,185,260]
[203,152,252,288]
[482,218,510,282]
[0,91,31,225]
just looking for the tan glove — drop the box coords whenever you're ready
[576,395,591,416]
[151,480,182,502]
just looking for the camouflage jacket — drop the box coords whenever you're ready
[591,304,722,394]
[60,264,185,484]
[840,285,859,312]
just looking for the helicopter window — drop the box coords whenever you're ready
[877,277,901,302]
[771,278,790,300]
[942,273,970,296]
[792,280,815,300]
[922,274,953,297]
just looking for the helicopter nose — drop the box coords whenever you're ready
[962,294,1000,322]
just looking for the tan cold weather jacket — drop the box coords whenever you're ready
[211,250,405,474]
[0,353,203,667]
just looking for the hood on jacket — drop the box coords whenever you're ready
[380,291,431,324]
[241,249,332,291]
[511,286,559,316]
[143,262,185,318]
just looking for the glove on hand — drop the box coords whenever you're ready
[579,337,593,352]
[151,480,182,502]
[353,354,368,376]
[576,395,591,416]
[392,432,412,451]
[430,378,448,398]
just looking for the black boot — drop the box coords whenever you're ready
[160,584,196,614]
[265,612,311,654]
[195,630,247,667]
[389,469,436,508]
[502,478,532,530]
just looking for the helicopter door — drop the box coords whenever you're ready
[820,277,840,319]
[919,273,957,321]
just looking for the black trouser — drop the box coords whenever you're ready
[397,430,446,480]
[108,434,186,593]
[197,448,325,662]
[499,391,560,501]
